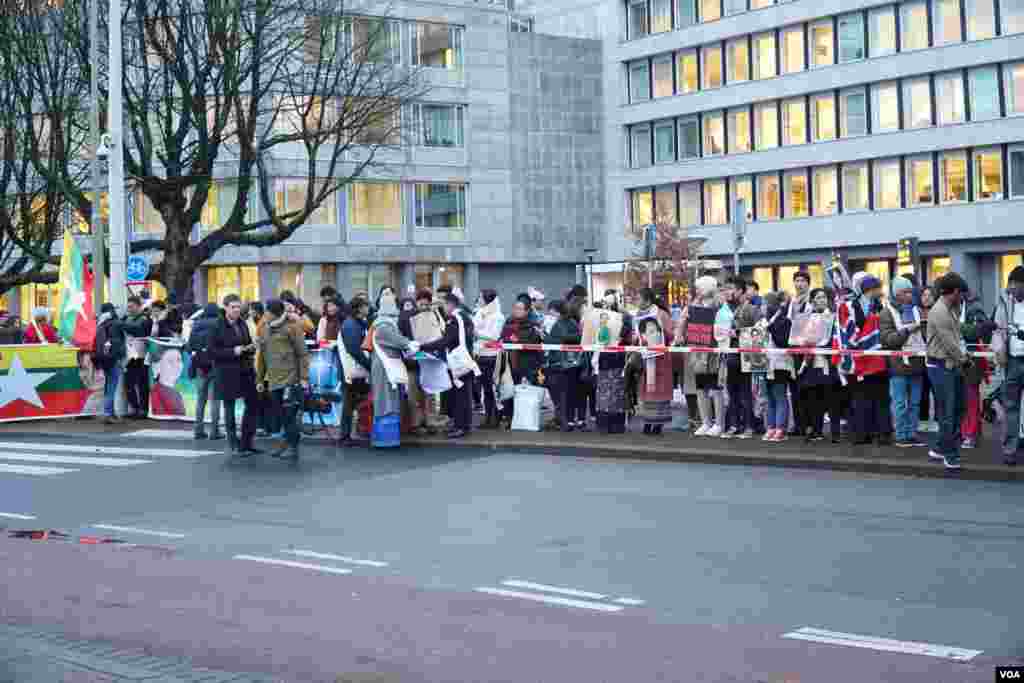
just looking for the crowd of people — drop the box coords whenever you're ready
[68,261,1024,469]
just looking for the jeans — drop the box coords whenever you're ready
[1003,356,1024,456]
[124,359,149,416]
[270,387,301,447]
[725,374,752,432]
[927,365,964,457]
[764,380,789,431]
[889,374,923,441]
[103,362,122,417]
[194,368,221,434]
[547,368,575,432]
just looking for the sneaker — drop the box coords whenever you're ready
[1003,455,1017,466]
[809,433,826,442]
[761,430,775,442]
[942,454,962,470]
[928,450,944,461]
[720,427,738,439]
[961,439,976,449]
[737,429,754,440]
[705,425,722,438]
[693,424,709,437]
[894,438,915,448]
[906,438,927,447]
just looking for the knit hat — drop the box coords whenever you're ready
[891,275,914,295]
[695,275,718,297]
[859,275,882,294]
[1009,265,1024,285]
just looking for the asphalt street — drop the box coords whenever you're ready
[0,430,1021,682]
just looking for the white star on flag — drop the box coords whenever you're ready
[0,354,56,409]
[63,289,87,320]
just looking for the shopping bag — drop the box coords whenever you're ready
[498,364,516,402]
[511,384,545,432]
[448,313,480,379]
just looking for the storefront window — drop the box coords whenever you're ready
[928,256,951,283]
[413,264,463,293]
[807,264,825,289]
[752,267,773,293]
[863,260,891,291]
[207,265,259,305]
[352,265,395,300]
[20,282,61,323]
[1000,254,1023,287]
[777,265,798,295]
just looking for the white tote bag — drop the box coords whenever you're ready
[447,312,480,380]
[337,341,370,383]
[511,383,545,432]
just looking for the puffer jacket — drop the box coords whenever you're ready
[545,316,581,370]
[879,303,926,376]
[256,315,310,391]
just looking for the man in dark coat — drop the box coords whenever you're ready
[211,294,261,456]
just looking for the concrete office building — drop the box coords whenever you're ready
[526,0,1024,309]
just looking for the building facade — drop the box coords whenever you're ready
[528,0,1024,309]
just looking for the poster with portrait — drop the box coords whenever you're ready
[305,347,343,426]
[740,326,768,372]
[147,339,192,419]
[683,307,716,347]
[789,312,835,347]
[581,307,623,347]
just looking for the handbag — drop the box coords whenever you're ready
[498,361,516,402]
[447,312,480,380]
[511,383,545,432]
[337,341,370,383]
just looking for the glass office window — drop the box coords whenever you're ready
[782,97,806,145]
[965,0,996,39]
[704,179,727,224]
[751,0,773,7]
[874,158,902,209]
[753,32,776,79]
[810,19,834,67]
[935,71,966,124]
[628,0,649,39]
[901,1,929,50]
[631,125,652,167]
[840,88,867,137]
[701,0,722,22]
[784,170,809,217]
[757,173,781,220]
[728,107,752,153]
[702,111,725,156]
[906,155,935,206]
[903,77,932,129]
[727,38,750,84]
[414,183,466,229]
[1009,145,1024,198]
[725,0,746,15]
[1003,0,1024,34]
[702,45,723,89]
[933,0,962,44]
[974,147,1003,200]
[811,93,836,142]
[731,176,754,221]
[842,162,869,211]
[1006,63,1024,115]
[655,184,678,225]
[632,189,653,229]
[679,182,701,226]
[940,150,968,203]
[654,121,675,163]
[781,25,805,74]
[869,6,897,56]
[969,66,1001,121]
[755,101,779,149]
[349,182,401,230]
[678,117,701,158]
[838,13,865,62]
[652,0,673,32]
[813,166,838,215]
[678,0,698,27]
[653,56,674,98]
[873,81,900,132]
[677,50,698,94]
[630,61,650,102]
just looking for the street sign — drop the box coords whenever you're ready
[126,254,149,282]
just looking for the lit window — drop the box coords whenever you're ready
[752,32,776,79]
[969,66,1001,121]
[728,107,751,153]
[811,93,836,142]
[903,77,932,129]
[810,19,834,67]
[276,178,337,225]
[676,50,698,94]
[973,147,1003,201]
[966,0,996,39]
[628,0,649,39]
[935,72,966,125]
[724,0,745,16]
[727,38,750,83]
[1006,63,1024,115]
[780,25,804,74]
[813,166,838,215]
[933,0,962,44]
[1009,145,1024,198]
[754,101,778,150]
[654,121,676,163]
[940,150,968,203]
[901,1,929,50]
[349,182,402,230]
[704,179,727,224]
[840,88,867,137]
[874,158,902,210]
[731,176,754,220]
[784,170,809,218]
[869,6,897,56]
[414,183,466,228]
[679,182,701,226]
[837,13,865,62]
[782,97,806,146]
[757,173,780,220]
[413,22,459,68]
[420,104,464,147]
[630,61,651,102]
[677,0,697,27]
[656,185,678,224]
[842,162,869,212]
[906,155,935,207]
[702,111,725,156]
[652,0,673,32]
[1003,0,1024,34]
[700,0,721,22]
[873,81,900,132]
[751,0,773,7]
[653,56,674,97]
[678,117,701,158]
[702,45,723,89]
[631,125,652,167]
[632,189,653,230]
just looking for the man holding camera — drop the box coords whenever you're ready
[994,265,1024,465]
[212,294,261,456]
[256,299,310,461]
[925,272,971,470]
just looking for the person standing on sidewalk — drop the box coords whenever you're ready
[187,303,223,441]
[256,299,310,461]
[992,265,1024,465]
[880,276,927,448]
[121,296,156,419]
[838,274,892,446]
[338,297,372,446]
[918,286,938,434]
[926,272,970,470]
[212,294,261,457]
[785,271,814,436]
[473,289,505,429]
[720,277,752,439]
[959,290,994,450]
[422,293,477,439]
[94,303,126,425]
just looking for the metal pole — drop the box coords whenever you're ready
[732,199,746,276]
[107,0,127,311]
[587,255,594,306]
[89,0,104,309]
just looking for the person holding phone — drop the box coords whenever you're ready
[212,294,262,457]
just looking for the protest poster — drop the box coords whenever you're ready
[684,307,716,347]
[788,312,835,347]
[581,307,623,347]
[147,339,194,419]
[0,344,97,422]
[740,326,768,372]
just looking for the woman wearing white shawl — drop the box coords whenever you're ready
[370,294,418,439]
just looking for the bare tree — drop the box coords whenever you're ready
[11,0,427,300]
[625,211,698,304]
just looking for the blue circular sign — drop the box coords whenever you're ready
[126,254,149,281]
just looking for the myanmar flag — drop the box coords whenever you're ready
[57,231,96,349]
[0,345,97,421]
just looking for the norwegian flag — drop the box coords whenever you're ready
[836,299,886,378]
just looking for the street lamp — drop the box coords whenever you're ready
[583,247,598,305]
[643,224,657,288]
[107,0,127,311]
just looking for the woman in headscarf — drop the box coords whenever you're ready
[595,291,633,434]
[497,298,544,428]
[473,289,505,429]
[636,288,674,435]
[369,292,418,446]
[797,288,843,443]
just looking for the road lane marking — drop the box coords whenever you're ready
[502,579,607,600]
[0,512,36,520]
[0,441,216,458]
[92,524,188,539]
[782,627,982,661]
[0,463,76,476]
[0,453,151,467]
[233,555,353,575]
[475,587,623,612]
[613,597,646,606]
[283,549,389,567]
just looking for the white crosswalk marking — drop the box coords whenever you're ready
[0,439,218,478]
[0,463,76,476]
[0,441,216,458]
[0,453,151,467]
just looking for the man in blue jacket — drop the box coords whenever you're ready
[339,297,372,446]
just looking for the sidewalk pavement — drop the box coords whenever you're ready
[0,416,1019,482]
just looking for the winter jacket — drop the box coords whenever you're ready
[499,316,544,376]
[543,316,581,370]
[960,299,993,385]
[211,317,256,401]
[473,301,505,358]
[992,289,1023,366]
[925,297,966,370]
[94,314,126,370]
[879,304,926,376]
[341,317,372,373]
[23,322,59,344]
[257,315,310,391]
[421,309,476,357]
[837,298,887,379]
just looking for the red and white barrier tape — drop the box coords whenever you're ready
[484,342,995,359]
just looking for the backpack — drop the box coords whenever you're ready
[187,320,214,373]
[93,321,114,369]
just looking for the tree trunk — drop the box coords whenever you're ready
[159,211,197,306]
